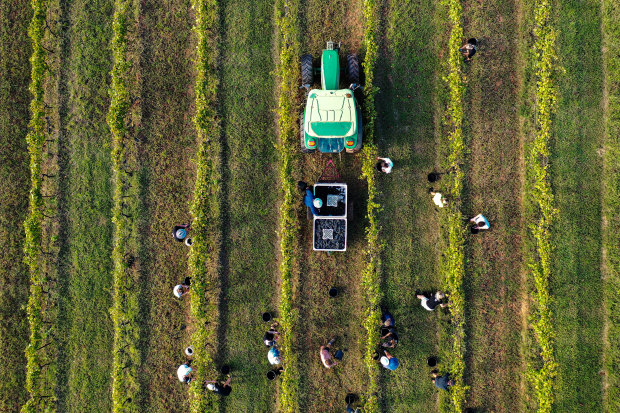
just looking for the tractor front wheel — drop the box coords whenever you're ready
[346,54,360,85]
[301,54,314,87]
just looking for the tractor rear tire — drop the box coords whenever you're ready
[346,54,360,85]
[300,113,313,153]
[301,54,314,86]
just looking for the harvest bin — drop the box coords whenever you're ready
[312,183,347,252]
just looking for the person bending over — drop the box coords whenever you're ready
[416,291,448,311]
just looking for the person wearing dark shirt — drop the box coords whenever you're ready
[381,310,395,327]
[458,38,478,61]
[432,372,455,391]
[381,329,398,348]
[206,376,232,396]
[416,291,448,311]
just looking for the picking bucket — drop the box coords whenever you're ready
[427,356,438,367]
[329,287,339,298]
[262,312,273,322]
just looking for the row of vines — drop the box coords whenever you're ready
[359,0,382,412]
[438,0,467,411]
[107,0,141,411]
[22,0,61,410]
[188,0,221,411]
[601,0,620,410]
[274,0,301,411]
[523,0,558,411]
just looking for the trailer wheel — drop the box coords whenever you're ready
[301,54,314,86]
[346,54,360,85]
[300,113,314,153]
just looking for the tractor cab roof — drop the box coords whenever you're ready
[305,89,357,139]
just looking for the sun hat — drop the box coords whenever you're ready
[206,383,216,391]
[268,347,281,365]
[176,228,187,240]
[380,355,399,370]
[313,198,323,208]
[380,356,389,367]
[173,285,184,298]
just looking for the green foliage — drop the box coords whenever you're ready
[437,0,467,411]
[188,0,221,411]
[274,0,301,410]
[107,0,141,411]
[0,0,33,409]
[359,1,382,411]
[602,0,620,410]
[21,0,59,411]
[523,0,558,411]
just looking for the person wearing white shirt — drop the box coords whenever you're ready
[469,214,490,233]
[428,188,447,208]
[376,157,393,174]
[177,364,193,384]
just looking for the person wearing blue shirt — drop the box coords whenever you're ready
[432,372,455,391]
[380,350,399,371]
[298,181,319,215]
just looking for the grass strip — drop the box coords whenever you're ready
[602,0,620,410]
[0,0,32,409]
[21,0,60,411]
[523,0,558,411]
[359,0,382,411]
[274,0,301,411]
[107,0,141,410]
[188,0,221,411]
[438,0,467,411]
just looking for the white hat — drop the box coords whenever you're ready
[380,356,389,367]
[173,285,184,298]
[206,383,216,391]
[177,364,192,382]
[313,198,323,208]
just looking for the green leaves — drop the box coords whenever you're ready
[273,0,301,410]
[107,1,141,411]
[524,0,558,411]
[359,2,383,411]
[188,1,221,411]
[22,1,59,411]
[437,1,467,411]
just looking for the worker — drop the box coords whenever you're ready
[173,276,191,298]
[459,38,478,61]
[416,291,448,311]
[264,324,280,347]
[376,157,393,173]
[381,329,398,349]
[320,338,338,368]
[429,188,447,208]
[380,350,399,370]
[206,375,232,396]
[172,223,191,242]
[268,346,281,365]
[469,213,490,234]
[298,181,319,215]
[432,371,455,391]
[177,363,193,384]
[381,310,395,327]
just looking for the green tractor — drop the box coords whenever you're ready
[300,41,363,154]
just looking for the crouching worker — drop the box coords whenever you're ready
[173,276,191,298]
[206,375,232,396]
[432,371,455,391]
[298,181,319,216]
[177,363,194,384]
[172,223,191,242]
